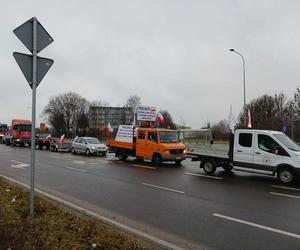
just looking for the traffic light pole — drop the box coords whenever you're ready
[30,17,37,216]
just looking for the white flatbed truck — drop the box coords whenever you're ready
[187,129,300,184]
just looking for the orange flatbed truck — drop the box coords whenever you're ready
[107,127,186,165]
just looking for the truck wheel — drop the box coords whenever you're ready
[86,149,91,156]
[201,160,216,174]
[277,167,295,184]
[71,147,76,154]
[51,146,55,152]
[118,152,128,161]
[152,154,162,165]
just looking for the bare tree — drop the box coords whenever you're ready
[43,92,89,137]
[237,93,288,130]
[90,100,110,107]
[126,95,141,111]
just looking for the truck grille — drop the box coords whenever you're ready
[170,149,184,154]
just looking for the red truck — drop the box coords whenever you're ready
[8,119,32,146]
[0,124,8,143]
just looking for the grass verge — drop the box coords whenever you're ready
[0,177,162,250]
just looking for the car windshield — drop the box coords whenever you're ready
[0,125,7,132]
[86,138,100,144]
[273,133,300,152]
[159,131,179,143]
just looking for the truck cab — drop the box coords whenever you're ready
[233,129,300,183]
[136,128,186,164]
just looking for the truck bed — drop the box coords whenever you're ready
[106,139,135,150]
[186,144,229,160]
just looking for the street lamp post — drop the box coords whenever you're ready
[229,49,246,108]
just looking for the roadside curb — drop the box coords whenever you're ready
[0,174,183,250]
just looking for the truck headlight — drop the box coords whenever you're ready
[183,149,187,154]
[164,150,170,154]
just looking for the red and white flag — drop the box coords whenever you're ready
[59,134,65,144]
[45,134,52,142]
[157,112,165,123]
[106,122,113,136]
[247,109,252,128]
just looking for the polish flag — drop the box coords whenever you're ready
[106,122,113,136]
[247,109,252,128]
[59,134,65,144]
[157,112,165,123]
[45,134,52,142]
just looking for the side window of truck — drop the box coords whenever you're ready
[138,131,145,140]
[148,132,157,142]
[238,133,252,147]
[258,134,289,156]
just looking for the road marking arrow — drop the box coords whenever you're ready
[10,160,29,169]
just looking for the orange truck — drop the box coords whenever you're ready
[107,127,186,165]
[9,119,32,146]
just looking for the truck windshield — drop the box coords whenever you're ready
[86,138,100,144]
[273,133,300,152]
[16,125,31,132]
[159,131,179,143]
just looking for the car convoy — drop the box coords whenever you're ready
[1,119,300,184]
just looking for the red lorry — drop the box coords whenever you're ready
[8,119,32,146]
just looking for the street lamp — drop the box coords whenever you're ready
[229,49,246,108]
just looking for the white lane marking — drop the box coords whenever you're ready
[269,192,300,199]
[73,160,86,164]
[185,172,223,180]
[132,164,157,170]
[271,185,300,192]
[10,160,29,169]
[0,174,183,250]
[141,183,185,194]
[213,213,300,240]
[65,167,86,173]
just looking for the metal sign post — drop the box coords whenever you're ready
[13,17,54,216]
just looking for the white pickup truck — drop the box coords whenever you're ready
[187,129,300,184]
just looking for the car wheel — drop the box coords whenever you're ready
[152,154,162,165]
[86,149,91,156]
[277,167,295,184]
[102,152,107,157]
[201,160,216,174]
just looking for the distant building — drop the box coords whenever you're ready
[88,106,133,138]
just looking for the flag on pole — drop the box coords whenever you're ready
[247,109,252,128]
[106,122,113,136]
[228,104,235,132]
[59,134,65,145]
[157,112,165,123]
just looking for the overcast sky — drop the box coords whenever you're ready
[1,0,300,128]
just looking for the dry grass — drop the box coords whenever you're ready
[0,177,162,250]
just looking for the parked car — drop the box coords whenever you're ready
[71,137,108,156]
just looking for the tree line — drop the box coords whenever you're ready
[42,92,177,137]
[213,88,300,141]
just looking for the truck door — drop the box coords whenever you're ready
[136,130,146,158]
[234,131,254,164]
[145,131,158,160]
[253,133,289,172]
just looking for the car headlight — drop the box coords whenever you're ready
[91,146,95,150]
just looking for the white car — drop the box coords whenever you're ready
[71,137,108,156]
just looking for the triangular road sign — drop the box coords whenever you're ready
[13,17,54,53]
[13,52,54,88]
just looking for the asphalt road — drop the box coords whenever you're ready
[0,144,299,250]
